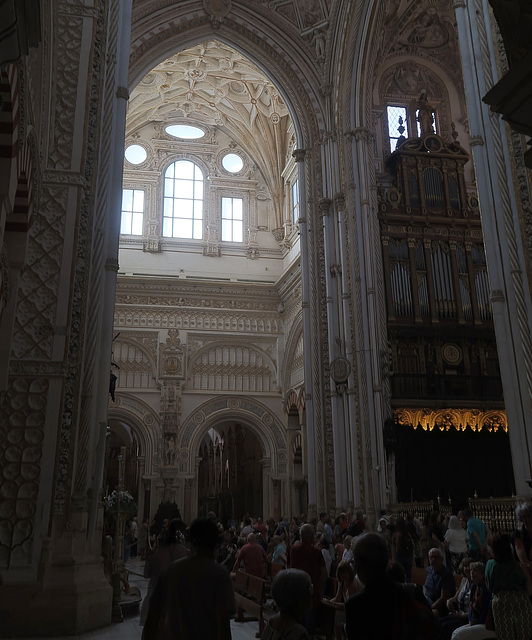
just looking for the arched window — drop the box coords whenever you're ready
[163,160,204,239]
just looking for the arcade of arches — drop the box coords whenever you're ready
[0,0,532,635]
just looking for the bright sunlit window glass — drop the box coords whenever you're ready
[222,153,243,173]
[124,144,147,165]
[292,180,300,224]
[387,105,408,152]
[163,160,204,239]
[121,189,144,235]
[221,197,243,242]
[165,124,205,139]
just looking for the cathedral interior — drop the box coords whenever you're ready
[0,0,531,635]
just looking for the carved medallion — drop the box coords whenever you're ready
[330,356,351,383]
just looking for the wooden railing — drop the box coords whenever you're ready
[386,495,521,533]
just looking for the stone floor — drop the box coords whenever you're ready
[23,556,260,640]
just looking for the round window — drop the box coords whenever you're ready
[165,124,205,139]
[124,144,147,164]
[222,153,243,173]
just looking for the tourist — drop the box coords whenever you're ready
[445,515,469,573]
[512,501,532,581]
[424,547,456,617]
[485,531,532,640]
[139,518,188,626]
[290,523,327,636]
[142,517,236,640]
[232,532,269,578]
[260,569,312,640]
[464,509,487,561]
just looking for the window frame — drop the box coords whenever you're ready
[221,195,244,243]
[162,159,205,241]
[292,179,300,225]
[120,188,145,236]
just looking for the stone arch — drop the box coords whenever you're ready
[108,393,160,474]
[112,335,158,389]
[178,396,287,477]
[282,314,304,392]
[128,10,324,147]
[187,341,278,392]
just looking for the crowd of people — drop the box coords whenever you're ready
[135,502,532,640]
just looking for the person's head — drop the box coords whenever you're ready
[463,508,474,520]
[271,535,281,547]
[247,532,256,544]
[353,533,388,584]
[469,562,485,585]
[189,517,221,552]
[271,569,313,619]
[491,532,513,562]
[356,511,363,521]
[318,534,329,548]
[386,559,406,584]
[299,523,315,543]
[516,502,532,529]
[428,547,444,572]
[448,515,461,530]
[320,512,327,522]
[377,515,390,532]
[163,518,184,545]
[343,535,353,550]
[458,556,472,578]
[336,561,355,583]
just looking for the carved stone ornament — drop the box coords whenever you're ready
[330,356,351,383]
[203,0,231,27]
[442,343,462,366]
[159,330,186,379]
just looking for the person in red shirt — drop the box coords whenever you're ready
[290,523,328,636]
[254,517,269,541]
[232,532,268,578]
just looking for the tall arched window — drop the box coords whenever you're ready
[163,160,204,239]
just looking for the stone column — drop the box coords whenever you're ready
[454,0,532,494]
[293,148,318,514]
[348,127,389,518]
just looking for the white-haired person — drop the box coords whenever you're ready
[425,547,456,617]
[261,569,313,640]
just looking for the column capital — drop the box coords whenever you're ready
[334,193,346,211]
[292,148,306,162]
[318,197,332,216]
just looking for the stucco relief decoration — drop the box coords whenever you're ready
[159,330,185,379]
[393,6,449,51]
[382,62,443,102]
[0,377,47,568]
[203,0,231,27]
[262,413,273,426]
[164,432,178,466]
[193,411,206,424]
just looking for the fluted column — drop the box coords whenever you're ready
[293,148,318,513]
[454,0,532,494]
[348,127,388,515]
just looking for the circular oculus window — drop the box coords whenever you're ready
[222,153,243,173]
[124,144,147,164]
[165,124,205,139]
